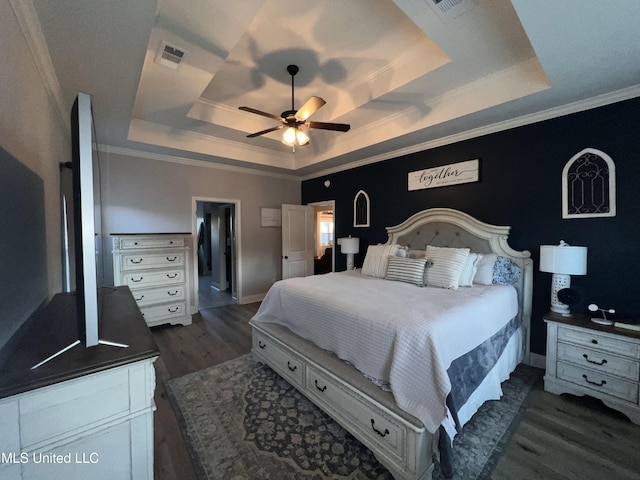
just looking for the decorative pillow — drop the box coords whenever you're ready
[473,253,498,285]
[492,256,522,285]
[406,249,427,259]
[424,245,470,289]
[395,245,409,258]
[458,253,483,287]
[385,256,428,286]
[361,244,399,278]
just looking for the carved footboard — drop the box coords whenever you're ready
[250,320,435,480]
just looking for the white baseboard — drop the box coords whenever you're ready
[239,293,266,305]
[529,352,546,370]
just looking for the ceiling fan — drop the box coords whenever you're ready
[239,64,350,149]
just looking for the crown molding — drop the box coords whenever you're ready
[9,0,68,132]
[301,84,640,181]
[98,144,300,181]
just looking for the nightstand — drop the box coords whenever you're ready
[544,311,640,424]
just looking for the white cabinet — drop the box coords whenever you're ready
[112,234,192,327]
[0,359,157,480]
[544,312,640,424]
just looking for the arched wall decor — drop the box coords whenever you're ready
[353,190,370,227]
[562,148,616,218]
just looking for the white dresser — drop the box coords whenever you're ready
[0,287,160,480]
[544,311,640,424]
[112,234,193,327]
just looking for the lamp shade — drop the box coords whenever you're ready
[339,237,359,254]
[539,241,587,275]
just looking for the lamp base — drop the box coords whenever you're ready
[550,273,571,316]
[346,253,355,270]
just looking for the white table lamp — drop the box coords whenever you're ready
[338,236,359,270]
[539,240,587,316]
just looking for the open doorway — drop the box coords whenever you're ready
[194,199,238,309]
[309,201,335,274]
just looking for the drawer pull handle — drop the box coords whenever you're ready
[591,339,598,345]
[131,277,143,283]
[287,361,297,372]
[370,419,389,437]
[166,256,178,262]
[167,290,179,296]
[582,374,606,387]
[135,295,144,301]
[258,341,266,349]
[315,379,327,392]
[168,307,180,313]
[583,354,607,366]
[167,273,178,279]
[130,258,143,264]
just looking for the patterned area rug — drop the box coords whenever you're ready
[165,355,540,480]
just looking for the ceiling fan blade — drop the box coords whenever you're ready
[295,96,326,121]
[238,106,284,123]
[306,121,350,132]
[246,125,283,138]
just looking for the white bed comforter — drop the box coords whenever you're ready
[252,270,518,432]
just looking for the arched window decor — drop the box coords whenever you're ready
[562,148,616,219]
[353,190,370,227]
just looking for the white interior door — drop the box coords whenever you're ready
[281,204,314,279]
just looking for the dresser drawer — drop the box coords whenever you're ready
[115,235,185,250]
[558,342,639,381]
[306,365,405,461]
[130,285,186,306]
[120,269,185,289]
[119,252,186,271]
[558,326,639,358]
[557,362,639,403]
[140,301,187,324]
[253,331,305,389]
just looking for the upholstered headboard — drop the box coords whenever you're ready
[384,208,533,364]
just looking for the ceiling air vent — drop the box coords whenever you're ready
[426,0,477,22]
[155,42,186,70]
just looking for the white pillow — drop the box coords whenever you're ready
[385,256,427,286]
[361,244,399,278]
[473,253,498,285]
[424,245,470,289]
[458,253,483,287]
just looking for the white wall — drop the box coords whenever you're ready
[100,150,300,302]
[0,0,69,349]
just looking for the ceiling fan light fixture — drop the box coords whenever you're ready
[296,128,309,146]
[282,126,297,145]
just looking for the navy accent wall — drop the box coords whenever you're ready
[302,97,640,355]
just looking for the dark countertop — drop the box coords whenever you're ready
[0,286,160,400]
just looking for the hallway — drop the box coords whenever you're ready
[197,274,235,310]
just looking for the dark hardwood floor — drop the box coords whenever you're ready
[152,303,258,480]
[151,303,640,480]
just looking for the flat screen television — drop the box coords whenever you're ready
[32,93,127,369]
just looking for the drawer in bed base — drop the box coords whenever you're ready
[250,325,434,480]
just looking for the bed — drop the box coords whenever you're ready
[250,208,533,479]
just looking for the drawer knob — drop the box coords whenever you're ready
[287,361,297,372]
[314,379,327,392]
[258,341,266,349]
[582,374,606,387]
[591,339,598,345]
[583,354,607,366]
[370,419,389,437]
